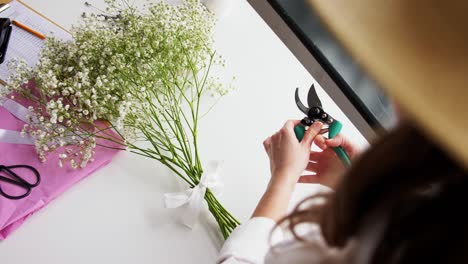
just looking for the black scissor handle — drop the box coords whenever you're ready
[0,181,31,200]
[0,165,41,200]
[0,165,41,187]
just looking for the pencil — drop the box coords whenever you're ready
[12,20,46,40]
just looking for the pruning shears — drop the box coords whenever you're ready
[294,84,351,166]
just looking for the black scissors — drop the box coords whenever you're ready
[294,84,351,166]
[0,165,41,200]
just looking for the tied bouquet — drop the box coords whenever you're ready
[2,0,239,238]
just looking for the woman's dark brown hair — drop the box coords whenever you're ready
[282,122,468,263]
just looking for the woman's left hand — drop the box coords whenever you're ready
[253,120,323,220]
[263,120,324,188]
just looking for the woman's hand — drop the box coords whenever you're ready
[263,120,324,188]
[299,134,361,189]
[252,120,323,220]
[315,133,361,160]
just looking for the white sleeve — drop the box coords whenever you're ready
[217,217,284,264]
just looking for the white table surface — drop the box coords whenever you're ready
[0,0,368,263]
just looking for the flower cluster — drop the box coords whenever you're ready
[3,0,238,238]
[4,0,228,167]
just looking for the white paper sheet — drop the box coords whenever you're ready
[0,1,71,82]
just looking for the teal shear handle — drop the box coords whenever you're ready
[294,124,306,142]
[327,121,351,166]
[294,121,351,167]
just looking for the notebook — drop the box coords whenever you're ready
[0,0,72,82]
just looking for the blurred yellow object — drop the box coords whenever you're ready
[308,0,468,169]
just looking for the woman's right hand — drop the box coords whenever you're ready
[298,134,362,190]
[315,134,361,159]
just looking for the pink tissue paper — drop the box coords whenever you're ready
[0,105,120,240]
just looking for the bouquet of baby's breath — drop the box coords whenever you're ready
[3,0,239,238]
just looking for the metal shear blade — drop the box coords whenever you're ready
[307,84,322,109]
[295,84,323,113]
[295,87,309,115]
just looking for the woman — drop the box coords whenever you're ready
[217,0,468,263]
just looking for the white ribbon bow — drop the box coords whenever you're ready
[0,97,35,145]
[164,161,223,229]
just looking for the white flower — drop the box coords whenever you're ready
[70,159,78,169]
[50,113,57,124]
